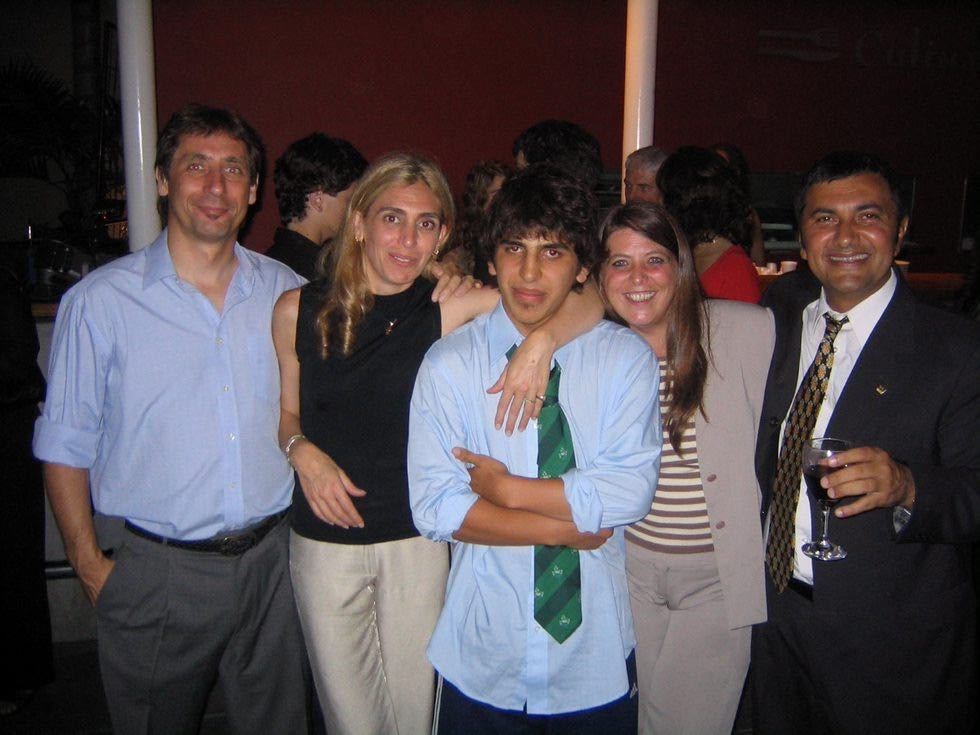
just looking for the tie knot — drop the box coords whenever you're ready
[822,312,848,341]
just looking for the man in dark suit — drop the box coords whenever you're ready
[752,151,980,733]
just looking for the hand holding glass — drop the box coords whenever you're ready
[802,437,852,561]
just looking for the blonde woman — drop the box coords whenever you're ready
[273,152,601,735]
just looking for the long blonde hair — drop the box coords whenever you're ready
[314,152,455,358]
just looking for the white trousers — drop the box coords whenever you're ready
[290,532,448,735]
[626,543,751,735]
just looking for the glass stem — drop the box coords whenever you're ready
[817,504,832,544]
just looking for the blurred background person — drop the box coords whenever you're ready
[598,202,773,734]
[712,143,767,266]
[0,258,54,717]
[658,146,762,303]
[268,133,367,279]
[624,145,669,205]
[441,159,510,283]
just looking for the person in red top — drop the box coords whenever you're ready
[658,146,762,303]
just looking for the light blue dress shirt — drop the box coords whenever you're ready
[33,231,304,540]
[408,301,662,715]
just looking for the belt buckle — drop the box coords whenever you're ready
[218,532,255,556]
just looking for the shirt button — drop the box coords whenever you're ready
[216,337,224,346]
[715,521,726,530]
[706,473,717,482]
[229,433,237,441]
[229,482,237,489]
[223,385,230,392]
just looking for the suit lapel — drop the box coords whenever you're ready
[826,282,917,445]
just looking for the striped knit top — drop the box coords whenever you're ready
[626,359,714,554]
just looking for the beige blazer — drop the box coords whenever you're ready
[694,300,774,629]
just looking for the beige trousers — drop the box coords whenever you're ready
[290,532,449,735]
[626,543,751,735]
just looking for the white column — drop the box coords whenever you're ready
[622,0,659,175]
[116,0,160,251]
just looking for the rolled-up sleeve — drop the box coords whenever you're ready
[562,342,661,532]
[33,290,109,468]
[408,352,479,541]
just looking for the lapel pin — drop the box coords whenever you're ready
[875,384,888,396]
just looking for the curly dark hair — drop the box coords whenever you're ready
[710,142,752,197]
[480,164,599,282]
[512,120,603,191]
[657,146,752,248]
[273,133,367,224]
[155,104,263,219]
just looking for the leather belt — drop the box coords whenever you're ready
[787,577,814,601]
[125,510,288,556]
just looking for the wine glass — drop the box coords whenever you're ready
[801,437,853,561]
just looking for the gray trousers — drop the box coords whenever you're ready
[626,543,751,735]
[95,520,306,735]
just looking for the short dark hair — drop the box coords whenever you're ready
[512,120,603,191]
[155,104,264,218]
[273,133,367,224]
[657,146,751,248]
[795,151,906,222]
[481,164,600,279]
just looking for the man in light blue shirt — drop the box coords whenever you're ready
[409,166,661,733]
[34,105,307,734]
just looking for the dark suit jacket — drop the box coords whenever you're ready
[756,269,980,728]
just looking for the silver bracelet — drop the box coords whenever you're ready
[283,433,307,464]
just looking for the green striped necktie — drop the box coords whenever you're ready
[524,349,582,643]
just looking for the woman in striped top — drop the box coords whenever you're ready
[599,202,775,734]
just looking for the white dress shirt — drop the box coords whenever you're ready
[788,271,897,583]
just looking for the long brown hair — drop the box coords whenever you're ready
[598,203,709,452]
[314,152,454,358]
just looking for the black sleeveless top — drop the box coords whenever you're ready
[291,278,442,544]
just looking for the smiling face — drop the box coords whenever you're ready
[489,234,589,336]
[799,172,908,313]
[601,228,677,348]
[353,182,447,296]
[156,132,257,248]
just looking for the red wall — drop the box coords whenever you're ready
[152,0,627,251]
[654,1,980,270]
[153,1,979,270]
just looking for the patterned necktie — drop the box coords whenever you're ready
[765,313,848,592]
[507,345,582,643]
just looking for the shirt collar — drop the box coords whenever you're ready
[142,229,255,298]
[488,300,524,367]
[807,269,897,345]
[142,230,176,287]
